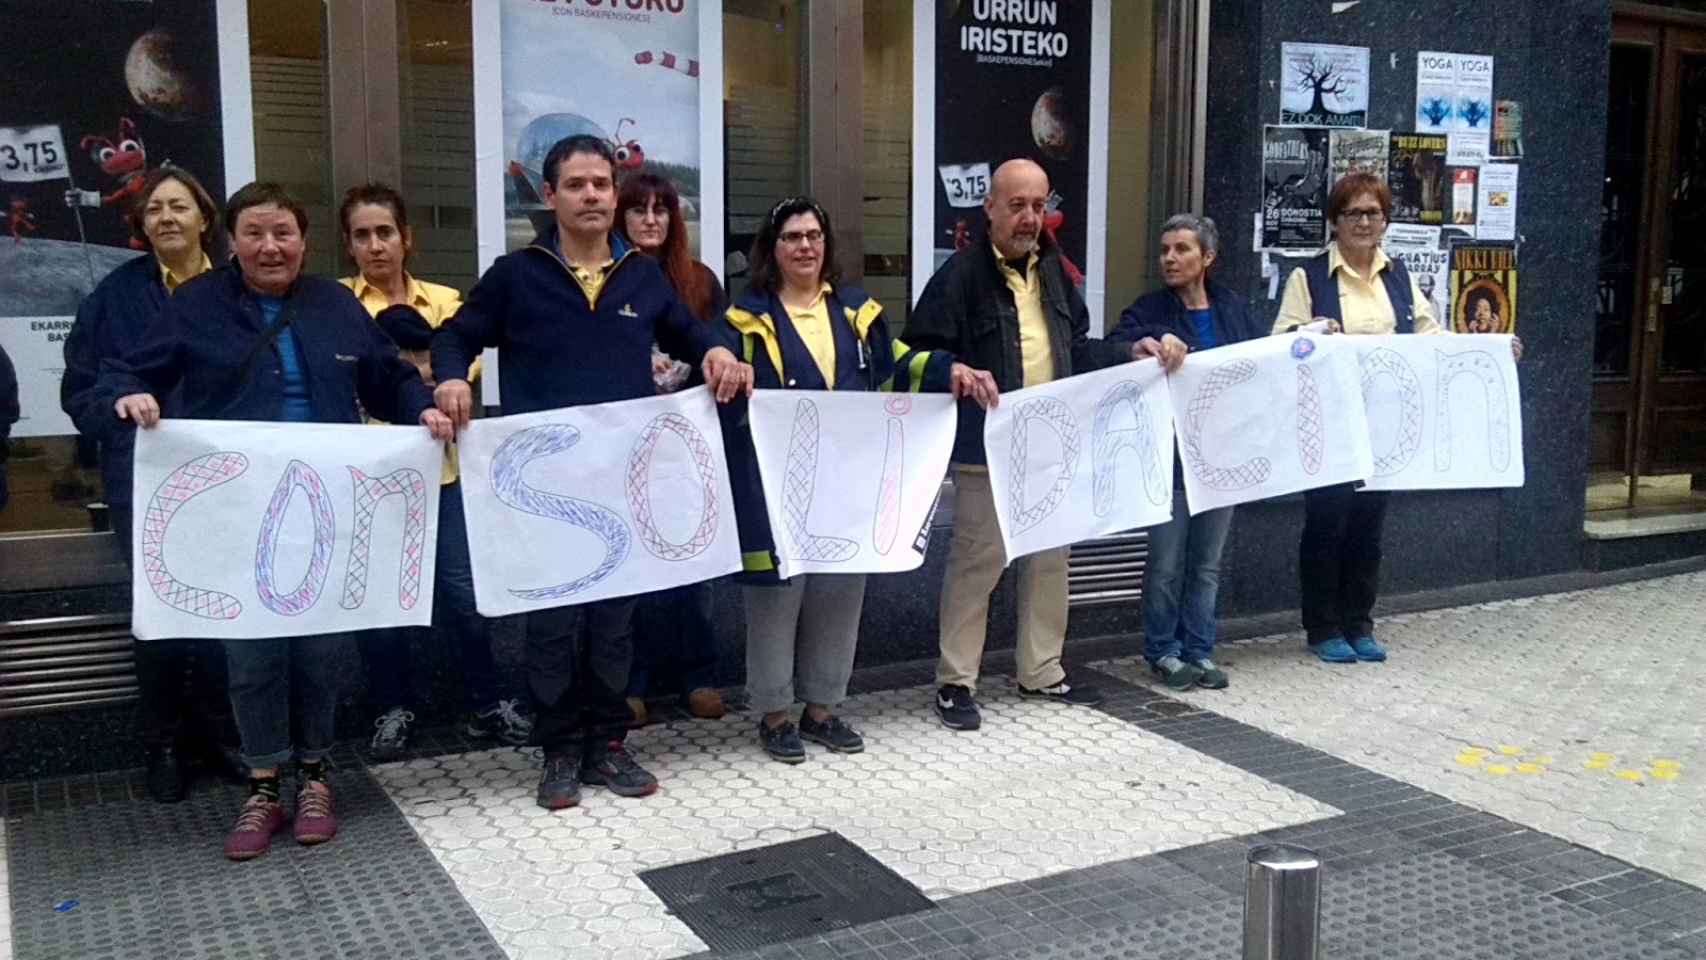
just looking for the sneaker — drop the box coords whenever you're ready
[759,719,807,764]
[686,687,727,719]
[799,714,864,754]
[536,752,581,810]
[462,698,534,746]
[1190,658,1229,689]
[1308,637,1358,663]
[1151,656,1203,691]
[369,707,414,761]
[144,746,187,804]
[224,794,287,861]
[934,684,982,731]
[1018,676,1105,706]
[293,779,337,846]
[1349,636,1388,662]
[580,740,659,797]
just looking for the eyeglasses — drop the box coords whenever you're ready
[778,229,825,247]
[1339,208,1386,224]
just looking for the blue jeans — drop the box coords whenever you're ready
[360,483,499,712]
[224,633,345,769]
[1142,494,1234,663]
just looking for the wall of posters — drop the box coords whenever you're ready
[1383,224,1450,323]
[1262,126,1329,249]
[1280,42,1370,128]
[1388,132,1448,226]
[1329,128,1390,187]
[1450,243,1518,334]
[0,0,252,438]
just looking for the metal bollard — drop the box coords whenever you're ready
[1242,844,1321,960]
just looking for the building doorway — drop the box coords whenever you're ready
[1592,9,1706,518]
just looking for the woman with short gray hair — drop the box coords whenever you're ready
[1108,213,1264,691]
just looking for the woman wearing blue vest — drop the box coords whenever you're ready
[721,197,998,762]
[1275,173,1518,664]
[1109,214,1263,690]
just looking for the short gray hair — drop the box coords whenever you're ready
[1158,214,1219,256]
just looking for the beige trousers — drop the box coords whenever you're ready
[935,466,1069,691]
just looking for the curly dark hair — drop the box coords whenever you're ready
[745,196,841,294]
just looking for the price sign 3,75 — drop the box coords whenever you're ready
[938,162,991,209]
[0,124,70,183]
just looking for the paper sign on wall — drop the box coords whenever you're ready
[458,386,741,616]
[1417,51,1494,133]
[1169,334,1373,515]
[131,420,444,641]
[937,162,992,209]
[1383,224,1450,323]
[1476,163,1519,241]
[984,360,1176,560]
[1280,42,1370,128]
[1355,334,1524,491]
[748,391,958,579]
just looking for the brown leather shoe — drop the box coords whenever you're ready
[626,697,648,728]
[686,687,726,719]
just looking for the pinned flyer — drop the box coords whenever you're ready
[1476,163,1519,242]
[937,162,992,209]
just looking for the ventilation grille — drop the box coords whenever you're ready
[1067,532,1148,607]
[0,614,137,717]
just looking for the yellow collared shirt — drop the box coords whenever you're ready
[568,258,616,308]
[785,282,838,388]
[994,244,1054,387]
[160,254,212,293]
[341,273,470,484]
[1274,242,1442,336]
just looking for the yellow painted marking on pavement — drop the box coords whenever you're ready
[1497,745,1523,756]
[1516,763,1544,775]
[1585,760,1612,770]
[1485,765,1512,775]
[1456,754,1485,766]
[1615,770,1644,782]
[1651,769,1679,782]
[1651,760,1682,770]
[1590,752,1616,761]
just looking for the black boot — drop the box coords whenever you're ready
[144,745,188,803]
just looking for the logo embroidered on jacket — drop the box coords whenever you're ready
[334,353,358,362]
[618,303,638,318]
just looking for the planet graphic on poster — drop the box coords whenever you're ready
[1031,87,1073,158]
[125,28,205,122]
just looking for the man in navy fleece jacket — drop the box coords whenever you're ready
[431,135,751,811]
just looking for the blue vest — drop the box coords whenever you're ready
[1302,252,1415,334]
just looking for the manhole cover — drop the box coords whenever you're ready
[640,832,934,952]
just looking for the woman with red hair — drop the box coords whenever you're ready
[615,173,729,723]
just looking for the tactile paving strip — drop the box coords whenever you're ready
[642,832,936,952]
[5,765,505,960]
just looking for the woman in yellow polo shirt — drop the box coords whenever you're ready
[338,183,532,758]
[1275,173,1518,665]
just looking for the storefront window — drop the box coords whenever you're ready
[862,0,913,331]
[1102,1,1162,327]
[723,1,808,302]
[398,0,478,293]
[249,1,337,276]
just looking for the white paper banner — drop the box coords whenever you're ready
[1171,334,1373,515]
[1355,334,1524,491]
[748,391,957,578]
[984,361,1176,560]
[458,386,741,616]
[131,420,443,641]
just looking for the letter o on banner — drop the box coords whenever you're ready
[625,412,721,561]
[255,460,338,616]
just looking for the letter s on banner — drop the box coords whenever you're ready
[490,424,633,600]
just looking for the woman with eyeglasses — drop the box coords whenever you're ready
[1275,173,1519,666]
[720,197,999,763]
[615,172,729,725]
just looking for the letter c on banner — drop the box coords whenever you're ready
[141,451,249,620]
[491,424,632,600]
[255,460,337,616]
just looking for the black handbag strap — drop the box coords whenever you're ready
[215,298,300,417]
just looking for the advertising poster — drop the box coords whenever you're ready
[1262,126,1329,249]
[1388,132,1448,226]
[1329,128,1390,186]
[1477,163,1519,241]
[1415,51,1458,133]
[494,0,708,255]
[1383,223,1450,322]
[931,0,1095,283]
[1450,242,1518,334]
[0,0,236,438]
[1449,167,1478,230]
[1492,101,1524,159]
[1280,42,1370,128]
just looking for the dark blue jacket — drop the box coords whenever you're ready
[60,254,177,505]
[0,341,16,512]
[100,264,433,427]
[431,227,723,415]
[719,284,956,582]
[1107,279,1264,351]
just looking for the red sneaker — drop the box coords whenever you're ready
[293,779,338,845]
[224,794,287,861]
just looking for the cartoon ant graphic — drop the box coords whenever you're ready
[610,118,645,172]
[8,196,38,245]
[64,117,153,215]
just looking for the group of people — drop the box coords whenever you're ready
[50,131,1513,862]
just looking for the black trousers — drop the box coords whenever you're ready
[1299,484,1390,643]
[525,596,638,755]
[114,503,240,752]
